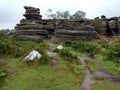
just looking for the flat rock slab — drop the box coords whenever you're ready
[51,59,59,67]
[78,56,94,61]
[78,56,96,90]
[0,56,6,63]
[46,51,57,58]
[93,70,120,82]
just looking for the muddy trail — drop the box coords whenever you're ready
[78,56,120,90]
[78,56,96,90]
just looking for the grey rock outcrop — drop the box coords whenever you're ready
[92,16,120,36]
[108,18,118,34]
[15,6,48,41]
[55,20,97,41]
[117,17,120,34]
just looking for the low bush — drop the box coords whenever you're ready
[0,70,7,78]
[98,40,109,49]
[37,48,50,64]
[64,41,100,54]
[57,49,77,63]
[105,45,120,63]
[0,33,50,58]
[0,70,7,87]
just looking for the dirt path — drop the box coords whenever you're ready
[78,56,96,90]
[93,59,120,83]
[78,55,120,90]
[0,56,6,63]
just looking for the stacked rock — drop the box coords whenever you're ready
[55,20,97,41]
[15,6,48,41]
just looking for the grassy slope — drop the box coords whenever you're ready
[0,33,120,90]
[63,39,120,90]
[0,58,81,90]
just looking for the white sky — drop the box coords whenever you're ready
[0,0,120,29]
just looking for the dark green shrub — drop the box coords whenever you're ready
[64,41,100,54]
[53,48,59,53]
[0,32,7,40]
[0,70,7,87]
[98,40,109,49]
[37,49,50,64]
[0,40,14,55]
[58,49,76,63]
[71,64,84,75]
[0,33,50,58]
[105,45,120,63]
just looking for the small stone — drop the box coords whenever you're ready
[57,45,64,50]
[46,51,57,57]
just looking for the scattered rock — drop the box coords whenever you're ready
[0,56,6,63]
[93,70,120,82]
[51,59,59,67]
[57,45,64,50]
[46,51,59,67]
[46,51,57,58]
[24,50,42,61]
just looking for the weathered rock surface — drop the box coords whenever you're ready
[46,51,57,58]
[92,16,120,36]
[0,56,6,63]
[15,6,48,41]
[24,50,42,61]
[15,6,120,42]
[55,20,97,41]
[108,19,118,34]
[117,17,120,34]
[57,45,64,50]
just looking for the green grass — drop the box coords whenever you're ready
[0,57,81,90]
[0,33,120,90]
[96,55,120,75]
[93,80,120,90]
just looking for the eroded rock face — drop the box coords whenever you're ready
[55,20,97,41]
[117,18,120,34]
[93,16,120,36]
[15,6,48,41]
[108,19,118,34]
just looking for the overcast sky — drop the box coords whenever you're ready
[0,0,120,29]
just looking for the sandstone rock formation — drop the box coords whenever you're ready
[15,6,48,41]
[118,17,120,34]
[15,6,120,42]
[92,16,120,36]
[108,17,118,34]
[55,20,97,41]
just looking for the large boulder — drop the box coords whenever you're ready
[24,50,42,61]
